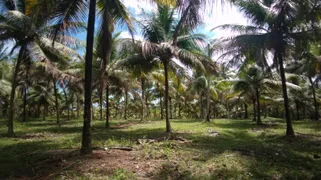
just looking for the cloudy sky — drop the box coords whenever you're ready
[73,1,249,42]
[120,0,249,39]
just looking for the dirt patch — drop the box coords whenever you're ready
[207,129,220,137]
[111,122,138,129]
[16,149,165,179]
[16,133,55,140]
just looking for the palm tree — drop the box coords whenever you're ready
[233,66,265,125]
[217,0,318,136]
[0,1,81,136]
[123,4,206,132]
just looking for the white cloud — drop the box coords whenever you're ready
[122,1,249,39]
[119,31,143,41]
[202,2,249,38]
[122,0,154,15]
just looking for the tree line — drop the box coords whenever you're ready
[0,0,321,155]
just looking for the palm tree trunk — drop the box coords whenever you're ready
[256,87,262,125]
[278,52,295,136]
[141,78,145,121]
[124,89,128,120]
[53,79,60,126]
[304,101,307,120]
[206,77,211,122]
[244,103,248,119]
[105,85,110,128]
[160,97,163,119]
[309,76,319,121]
[169,97,173,119]
[8,46,25,137]
[63,88,70,121]
[81,0,96,155]
[77,94,80,119]
[252,99,256,122]
[99,89,103,121]
[43,105,46,121]
[23,87,27,122]
[172,4,192,46]
[178,99,181,118]
[164,61,171,132]
[295,100,300,120]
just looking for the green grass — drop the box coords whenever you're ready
[1,117,321,179]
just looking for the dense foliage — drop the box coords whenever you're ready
[1,0,321,155]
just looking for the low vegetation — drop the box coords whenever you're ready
[1,117,321,179]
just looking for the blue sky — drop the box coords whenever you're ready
[74,1,248,43]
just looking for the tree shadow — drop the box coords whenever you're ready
[0,140,62,179]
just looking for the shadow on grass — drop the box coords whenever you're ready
[0,140,61,178]
[1,118,321,179]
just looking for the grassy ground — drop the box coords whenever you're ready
[1,117,321,179]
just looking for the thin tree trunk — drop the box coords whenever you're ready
[309,77,319,121]
[63,88,70,121]
[8,46,25,137]
[106,85,110,128]
[244,103,248,119]
[206,77,211,122]
[278,52,295,136]
[99,89,103,121]
[43,105,46,121]
[304,101,307,120]
[23,87,27,122]
[37,104,40,118]
[53,79,60,126]
[252,99,256,122]
[124,89,128,120]
[295,100,300,120]
[169,97,173,119]
[164,61,171,132]
[256,87,262,125]
[81,0,96,155]
[77,94,80,119]
[178,98,181,118]
[160,97,163,119]
[141,78,145,121]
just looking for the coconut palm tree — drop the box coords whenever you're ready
[121,4,206,132]
[0,1,82,136]
[216,0,320,136]
[233,66,265,125]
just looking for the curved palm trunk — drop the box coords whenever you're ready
[309,77,319,121]
[81,0,96,155]
[53,79,60,126]
[105,85,110,128]
[8,46,25,137]
[256,87,262,125]
[164,61,171,132]
[278,52,295,136]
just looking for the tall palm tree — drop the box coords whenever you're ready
[0,1,81,136]
[216,0,319,136]
[121,4,206,132]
